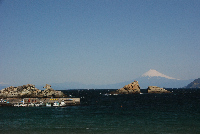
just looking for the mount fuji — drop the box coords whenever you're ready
[141,69,178,80]
[136,69,192,89]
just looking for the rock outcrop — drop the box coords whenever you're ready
[112,81,141,94]
[0,84,66,98]
[147,86,171,93]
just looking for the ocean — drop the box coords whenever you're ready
[0,89,200,134]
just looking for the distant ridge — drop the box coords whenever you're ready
[185,78,200,88]
[48,69,193,89]
[0,69,194,89]
[142,69,178,80]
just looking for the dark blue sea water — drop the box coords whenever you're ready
[1,89,200,134]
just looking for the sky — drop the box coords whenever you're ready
[0,0,200,87]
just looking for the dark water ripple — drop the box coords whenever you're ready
[0,89,200,134]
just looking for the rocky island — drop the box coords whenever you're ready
[111,80,171,94]
[147,86,171,93]
[0,84,65,98]
[111,80,141,94]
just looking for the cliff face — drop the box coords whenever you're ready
[0,84,65,98]
[186,78,200,88]
[113,81,141,94]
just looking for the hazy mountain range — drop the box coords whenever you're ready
[51,69,194,89]
[185,78,200,88]
[0,69,195,90]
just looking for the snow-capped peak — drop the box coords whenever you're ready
[142,69,177,80]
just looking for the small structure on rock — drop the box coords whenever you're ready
[113,80,141,94]
[43,84,65,98]
[147,86,171,93]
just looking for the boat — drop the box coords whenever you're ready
[28,103,35,107]
[20,99,27,107]
[35,103,40,107]
[14,99,27,107]
[14,103,20,107]
[35,101,45,107]
[60,100,66,107]
[46,102,51,107]
[53,101,59,107]
[14,103,27,107]
[19,103,27,107]
[39,101,45,107]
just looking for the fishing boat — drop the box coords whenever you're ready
[35,101,45,107]
[39,101,45,107]
[28,103,35,107]
[20,103,27,107]
[14,103,27,107]
[60,100,66,107]
[46,102,51,107]
[53,101,59,107]
[20,99,27,107]
[14,103,20,107]
[35,103,40,107]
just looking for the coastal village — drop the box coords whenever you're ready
[0,81,171,107]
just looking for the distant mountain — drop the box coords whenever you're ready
[0,83,9,90]
[51,82,93,90]
[136,69,193,89]
[49,69,193,89]
[185,78,200,88]
[51,82,125,90]
[136,77,192,89]
[112,69,192,89]
[142,69,178,80]
[1,69,194,90]
[0,85,7,90]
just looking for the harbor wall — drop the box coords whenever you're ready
[1,97,80,106]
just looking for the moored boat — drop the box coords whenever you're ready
[35,103,40,107]
[14,103,20,107]
[28,103,35,107]
[46,102,51,107]
[60,100,66,107]
[20,103,27,107]
[14,99,27,107]
[53,101,59,107]
[35,101,45,107]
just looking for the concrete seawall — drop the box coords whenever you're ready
[0,97,80,106]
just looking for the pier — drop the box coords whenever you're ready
[0,97,80,107]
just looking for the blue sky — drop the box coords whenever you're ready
[0,0,200,87]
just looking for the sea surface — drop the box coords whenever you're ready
[0,89,200,134]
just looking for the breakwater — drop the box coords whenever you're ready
[0,97,80,107]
